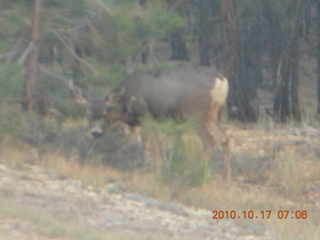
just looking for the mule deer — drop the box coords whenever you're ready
[73,63,231,182]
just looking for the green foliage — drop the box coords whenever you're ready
[0,63,24,100]
[0,0,184,114]
[0,64,25,138]
[0,0,31,10]
[269,0,290,13]
[88,0,183,65]
[141,117,207,195]
[47,0,86,17]
[136,1,184,38]
[0,105,142,169]
[55,99,87,118]
[141,116,197,136]
[164,138,207,195]
[36,74,87,118]
[1,111,83,158]
[0,105,20,138]
[85,61,127,90]
[0,0,30,34]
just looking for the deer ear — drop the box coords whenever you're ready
[68,80,88,105]
[104,87,125,105]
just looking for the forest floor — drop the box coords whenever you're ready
[0,123,319,240]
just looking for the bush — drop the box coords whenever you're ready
[141,117,207,195]
[5,112,144,169]
[0,63,24,101]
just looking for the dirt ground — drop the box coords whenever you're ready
[0,162,274,240]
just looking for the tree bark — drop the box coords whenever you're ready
[169,29,189,60]
[22,0,41,112]
[220,0,243,121]
[198,0,212,66]
[240,6,263,122]
[274,54,291,122]
[167,0,189,60]
[290,35,301,122]
[317,0,320,114]
[267,0,302,122]
[262,1,284,90]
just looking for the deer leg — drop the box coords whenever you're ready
[216,122,231,183]
[198,126,217,169]
[221,132,231,183]
[204,121,231,183]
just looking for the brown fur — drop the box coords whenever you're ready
[88,64,231,182]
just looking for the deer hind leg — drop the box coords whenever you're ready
[202,120,231,183]
[198,126,216,169]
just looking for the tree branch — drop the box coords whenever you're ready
[48,29,98,76]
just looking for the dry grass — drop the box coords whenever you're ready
[1,122,320,240]
[0,198,130,240]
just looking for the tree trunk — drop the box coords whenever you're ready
[198,0,212,66]
[240,7,263,122]
[170,29,189,61]
[291,35,301,122]
[22,0,41,112]
[262,1,284,90]
[317,0,320,114]
[220,0,243,121]
[268,0,302,122]
[274,54,291,122]
[166,0,189,61]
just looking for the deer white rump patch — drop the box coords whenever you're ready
[210,77,229,105]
